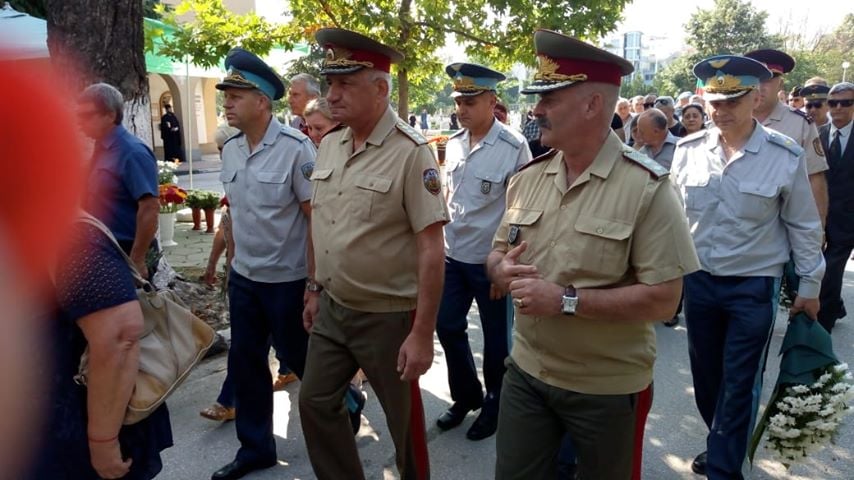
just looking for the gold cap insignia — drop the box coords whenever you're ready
[453,75,491,93]
[709,59,730,69]
[533,55,588,83]
[705,73,751,93]
[323,46,374,69]
[223,68,257,89]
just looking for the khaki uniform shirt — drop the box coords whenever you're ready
[492,132,700,395]
[761,101,828,175]
[671,124,826,298]
[311,106,450,312]
[220,117,315,283]
[444,119,532,264]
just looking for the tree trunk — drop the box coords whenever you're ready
[44,0,153,147]
[397,68,409,119]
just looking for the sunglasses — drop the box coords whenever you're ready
[643,103,655,108]
[805,102,825,109]
[828,99,854,108]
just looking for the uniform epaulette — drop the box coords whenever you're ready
[449,129,466,139]
[497,128,522,149]
[622,147,669,179]
[518,149,557,171]
[767,131,804,156]
[396,121,427,145]
[222,131,244,147]
[676,129,707,147]
[280,125,311,142]
[789,106,813,124]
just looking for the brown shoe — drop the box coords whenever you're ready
[200,402,235,422]
[273,373,299,391]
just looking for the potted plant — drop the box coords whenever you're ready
[185,190,205,230]
[197,191,222,233]
[158,183,188,246]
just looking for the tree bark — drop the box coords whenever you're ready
[44,0,152,147]
[398,68,409,119]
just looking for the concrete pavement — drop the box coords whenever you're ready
[158,228,854,479]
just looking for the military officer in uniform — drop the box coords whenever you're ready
[299,28,449,480]
[671,55,825,479]
[211,48,316,480]
[745,49,828,225]
[435,63,531,441]
[487,30,700,480]
[801,83,831,127]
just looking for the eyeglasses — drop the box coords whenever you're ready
[805,102,825,109]
[643,103,655,108]
[828,99,854,108]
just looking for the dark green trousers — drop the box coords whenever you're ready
[495,359,640,480]
[299,292,430,480]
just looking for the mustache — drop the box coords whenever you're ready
[536,116,552,130]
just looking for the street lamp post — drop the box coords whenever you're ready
[844,61,851,83]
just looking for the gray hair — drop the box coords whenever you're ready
[829,82,854,96]
[367,70,392,100]
[79,82,124,125]
[304,97,332,120]
[640,108,667,130]
[290,73,321,97]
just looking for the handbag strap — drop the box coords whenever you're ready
[76,212,152,290]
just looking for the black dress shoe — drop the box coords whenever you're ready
[348,384,366,435]
[466,410,497,440]
[691,451,707,475]
[663,315,679,327]
[436,401,480,430]
[211,458,277,480]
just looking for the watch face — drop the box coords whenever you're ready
[562,296,577,315]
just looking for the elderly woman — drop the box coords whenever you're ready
[28,219,172,480]
[680,103,707,135]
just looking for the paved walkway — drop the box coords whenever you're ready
[158,229,854,479]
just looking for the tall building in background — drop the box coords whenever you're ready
[601,31,673,85]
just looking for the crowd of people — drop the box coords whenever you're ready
[26,21,854,480]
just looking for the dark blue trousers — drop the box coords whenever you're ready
[684,271,778,480]
[817,240,853,332]
[436,257,509,412]
[227,269,308,464]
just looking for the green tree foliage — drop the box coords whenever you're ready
[787,14,854,87]
[620,73,656,98]
[652,0,784,96]
[155,0,630,117]
[6,0,46,18]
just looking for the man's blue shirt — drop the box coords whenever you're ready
[87,125,159,242]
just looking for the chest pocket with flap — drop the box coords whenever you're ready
[254,170,289,207]
[351,174,393,220]
[573,215,633,274]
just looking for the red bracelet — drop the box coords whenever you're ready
[88,434,118,443]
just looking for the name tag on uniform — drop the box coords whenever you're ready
[508,225,520,245]
[481,180,492,194]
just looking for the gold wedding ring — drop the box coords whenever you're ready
[513,298,525,308]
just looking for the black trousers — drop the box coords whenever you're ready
[817,239,854,333]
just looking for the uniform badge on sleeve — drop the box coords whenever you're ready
[508,225,520,245]
[301,161,315,180]
[423,168,441,195]
[480,180,492,194]
[813,137,825,157]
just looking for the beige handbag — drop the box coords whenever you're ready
[74,214,216,425]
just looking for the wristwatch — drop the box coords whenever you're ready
[562,285,578,316]
[306,280,324,292]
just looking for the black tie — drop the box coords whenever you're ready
[829,130,842,165]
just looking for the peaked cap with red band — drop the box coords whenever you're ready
[521,29,634,94]
[744,49,795,76]
[315,28,403,75]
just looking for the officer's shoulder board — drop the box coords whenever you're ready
[279,124,311,143]
[518,149,557,172]
[448,128,466,140]
[497,128,523,149]
[221,131,244,148]
[676,129,707,147]
[788,106,813,125]
[767,131,804,156]
[622,147,669,179]
[396,121,427,145]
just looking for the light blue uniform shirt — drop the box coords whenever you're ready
[670,122,825,298]
[220,117,316,283]
[444,119,532,264]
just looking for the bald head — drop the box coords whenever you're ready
[637,108,668,149]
